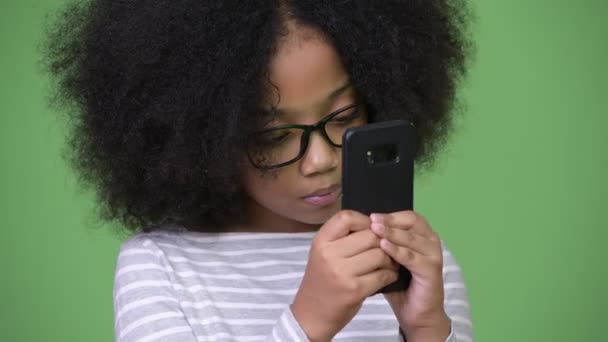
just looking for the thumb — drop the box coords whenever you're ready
[316,210,371,242]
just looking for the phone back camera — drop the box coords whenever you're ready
[366,144,400,166]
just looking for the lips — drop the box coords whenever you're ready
[302,184,341,207]
[304,184,341,197]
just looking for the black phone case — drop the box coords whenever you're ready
[342,120,415,293]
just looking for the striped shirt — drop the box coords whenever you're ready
[113,229,473,341]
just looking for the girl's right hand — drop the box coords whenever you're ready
[291,210,399,341]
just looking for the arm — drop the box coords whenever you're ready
[394,244,472,342]
[441,243,473,342]
[113,235,309,342]
[369,211,473,342]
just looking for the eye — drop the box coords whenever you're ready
[330,105,360,124]
[255,129,292,146]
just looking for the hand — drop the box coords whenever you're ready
[291,210,399,341]
[370,210,450,342]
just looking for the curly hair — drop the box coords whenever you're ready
[41,0,474,234]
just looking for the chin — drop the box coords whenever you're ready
[300,204,341,225]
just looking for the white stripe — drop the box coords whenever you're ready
[190,272,303,281]
[352,314,396,321]
[121,312,279,339]
[118,252,308,269]
[116,296,288,320]
[119,249,161,258]
[335,330,396,338]
[455,334,473,342]
[181,232,316,243]
[364,298,389,305]
[216,318,275,325]
[120,243,310,257]
[197,333,266,342]
[120,311,184,338]
[116,263,304,281]
[115,280,298,298]
[232,336,266,342]
[155,242,310,256]
[198,286,297,295]
[136,326,194,342]
[184,301,288,310]
[196,316,278,327]
[115,263,165,277]
[450,315,473,326]
[281,313,302,342]
[115,280,172,297]
[445,299,470,309]
[118,245,310,259]
[272,328,281,342]
[442,265,461,274]
[115,296,179,321]
[444,282,466,290]
[170,259,308,269]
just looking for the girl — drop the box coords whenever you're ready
[43,0,474,341]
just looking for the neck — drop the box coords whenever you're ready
[229,198,320,233]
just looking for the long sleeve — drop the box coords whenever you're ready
[395,242,473,342]
[113,235,310,342]
[113,236,197,341]
[442,243,473,342]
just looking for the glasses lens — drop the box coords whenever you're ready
[248,127,303,168]
[249,104,366,169]
[324,105,366,145]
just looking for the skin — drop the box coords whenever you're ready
[239,23,450,342]
[240,24,351,233]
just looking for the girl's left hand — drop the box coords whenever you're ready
[370,210,451,342]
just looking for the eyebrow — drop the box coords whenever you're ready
[326,81,354,102]
[269,81,354,117]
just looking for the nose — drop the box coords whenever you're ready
[299,131,339,176]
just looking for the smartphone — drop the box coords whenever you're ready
[341,120,416,293]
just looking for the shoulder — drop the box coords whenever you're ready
[113,229,207,289]
[115,230,316,270]
[113,232,174,288]
[112,230,204,341]
[118,228,196,250]
[115,229,214,261]
[115,231,173,265]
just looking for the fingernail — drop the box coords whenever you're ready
[371,223,385,234]
[380,239,393,250]
[370,213,385,224]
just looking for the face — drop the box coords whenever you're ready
[240,25,364,233]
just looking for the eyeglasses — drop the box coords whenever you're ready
[247,103,366,170]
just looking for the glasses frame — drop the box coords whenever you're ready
[248,103,361,170]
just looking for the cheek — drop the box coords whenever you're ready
[242,167,297,202]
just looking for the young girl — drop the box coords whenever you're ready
[43,1,473,341]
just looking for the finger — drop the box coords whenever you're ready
[379,239,442,275]
[357,268,399,298]
[343,247,397,276]
[379,239,419,271]
[372,210,439,241]
[371,225,437,257]
[317,210,371,242]
[332,229,381,258]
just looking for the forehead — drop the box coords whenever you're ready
[265,25,350,110]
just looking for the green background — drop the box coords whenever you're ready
[1,0,606,341]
